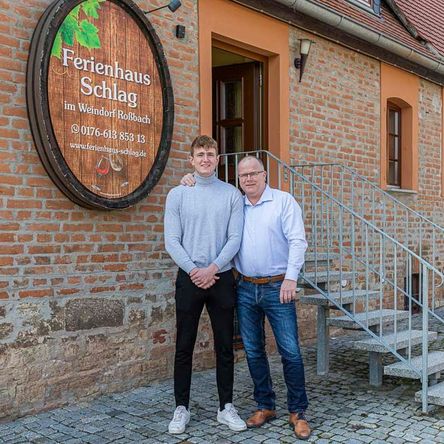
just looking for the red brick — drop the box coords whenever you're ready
[19,288,53,298]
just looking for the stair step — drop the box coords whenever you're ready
[301,290,379,307]
[305,253,339,262]
[300,271,354,284]
[352,330,438,353]
[328,309,409,330]
[415,381,444,406]
[384,351,444,379]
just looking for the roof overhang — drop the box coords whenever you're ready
[231,0,444,85]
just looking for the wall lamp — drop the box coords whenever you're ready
[144,0,182,14]
[294,39,313,82]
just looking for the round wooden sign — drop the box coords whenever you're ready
[27,0,174,209]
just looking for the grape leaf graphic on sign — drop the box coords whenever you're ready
[51,0,105,58]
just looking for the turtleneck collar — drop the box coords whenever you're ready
[194,172,217,185]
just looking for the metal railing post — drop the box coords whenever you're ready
[422,265,429,414]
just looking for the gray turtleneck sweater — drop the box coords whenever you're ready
[164,173,244,274]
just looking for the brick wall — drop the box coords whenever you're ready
[0,0,218,420]
[288,29,444,330]
[418,80,443,218]
[1,0,444,421]
[289,29,381,181]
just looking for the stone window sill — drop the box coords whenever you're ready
[385,187,417,195]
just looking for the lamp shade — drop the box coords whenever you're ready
[168,0,182,12]
[300,39,312,55]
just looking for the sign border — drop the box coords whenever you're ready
[27,0,174,210]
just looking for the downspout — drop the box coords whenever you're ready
[245,0,444,75]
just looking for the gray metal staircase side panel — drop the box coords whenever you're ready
[384,351,444,379]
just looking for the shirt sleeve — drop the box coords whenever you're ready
[281,194,307,281]
[212,189,244,271]
[164,188,197,274]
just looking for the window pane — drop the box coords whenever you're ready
[222,81,242,120]
[394,111,399,136]
[387,103,402,187]
[389,109,399,134]
[394,162,399,186]
[388,161,400,187]
[222,126,243,154]
[389,135,400,160]
[388,136,395,159]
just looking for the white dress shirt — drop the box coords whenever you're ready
[234,185,307,281]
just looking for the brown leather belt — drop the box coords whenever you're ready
[240,274,285,285]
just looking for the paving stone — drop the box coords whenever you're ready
[403,435,422,443]
[1,337,444,443]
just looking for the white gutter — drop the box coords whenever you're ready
[250,0,444,75]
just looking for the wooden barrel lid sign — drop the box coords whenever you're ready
[27,0,174,209]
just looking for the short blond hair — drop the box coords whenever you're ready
[190,135,218,156]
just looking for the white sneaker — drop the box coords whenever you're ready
[168,405,190,434]
[217,403,247,431]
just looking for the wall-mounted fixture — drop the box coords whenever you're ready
[176,24,186,39]
[294,39,313,82]
[144,0,182,14]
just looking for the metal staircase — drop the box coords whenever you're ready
[219,150,444,413]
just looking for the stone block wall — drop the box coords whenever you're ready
[0,0,216,420]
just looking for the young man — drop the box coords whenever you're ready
[164,135,246,434]
[180,155,311,440]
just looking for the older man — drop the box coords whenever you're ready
[181,155,310,439]
[235,156,310,440]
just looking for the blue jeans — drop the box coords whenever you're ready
[237,278,309,413]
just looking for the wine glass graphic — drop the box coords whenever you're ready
[109,154,123,172]
[110,154,128,188]
[92,156,111,191]
[95,156,110,177]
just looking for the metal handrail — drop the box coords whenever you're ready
[292,162,444,233]
[219,149,444,413]
[220,150,444,277]
[292,162,444,287]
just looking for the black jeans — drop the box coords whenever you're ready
[174,268,236,410]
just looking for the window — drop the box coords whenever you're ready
[387,104,401,186]
[348,0,381,15]
[381,64,418,192]
[384,96,414,191]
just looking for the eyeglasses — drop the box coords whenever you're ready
[238,170,265,180]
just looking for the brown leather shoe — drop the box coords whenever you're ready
[289,412,311,440]
[246,409,276,428]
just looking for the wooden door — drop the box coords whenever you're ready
[213,62,262,182]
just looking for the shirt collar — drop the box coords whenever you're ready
[244,185,273,206]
